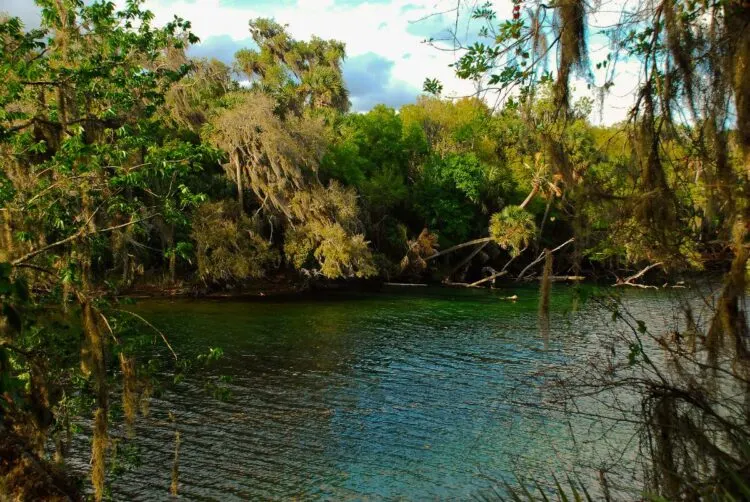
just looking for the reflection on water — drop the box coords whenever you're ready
[68,286,677,500]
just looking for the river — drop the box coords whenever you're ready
[67,284,696,500]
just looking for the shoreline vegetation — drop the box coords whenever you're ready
[1,0,748,500]
[117,271,697,301]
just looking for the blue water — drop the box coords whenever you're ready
[69,285,672,500]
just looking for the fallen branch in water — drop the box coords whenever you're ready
[447,240,490,279]
[442,281,473,288]
[425,237,493,261]
[617,282,659,290]
[516,238,575,281]
[469,270,508,287]
[614,262,663,289]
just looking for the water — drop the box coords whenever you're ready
[70,285,687,500]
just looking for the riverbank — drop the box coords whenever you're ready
[119,270,706,303]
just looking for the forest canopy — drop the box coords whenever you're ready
[0,0,748,499]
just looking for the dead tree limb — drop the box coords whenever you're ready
[425,181,542,263]
[519,181,540,209]
[469,270,508,287]
[114,309,177,360]
[614,262,663,289]
[516,238,574,280]
[425,237,493,261]
[448,241,490,279]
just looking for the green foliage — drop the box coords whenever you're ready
[430,153,485,203]
[413,154,485,245]
[322,105,423,215]
[284,182,377,279]
[489,206,536,256]
[423,78,443,96]
[236,18,349,115]
[192,201,278,283]
[0,0,748,498]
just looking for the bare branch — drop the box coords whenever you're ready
[425,237,493,261]
[469,270,508,287]
[114,309,177,361]
[11,214,159,266]
[516,238,575,280]
[614,262,663,288]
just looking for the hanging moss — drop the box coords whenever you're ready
[205,91,326,217]
[530,7,548,63]
[724,2,750,168]
[82,303,107,407]
[648,395,681,499]
[542,132,574,186]
[119,353,137,438]
[554,0,587,112]
[82,303,109,500]
[170,430,181,497]
[706,220,749,364]
[191,201,280,283]
[538,249,552,344]
[91,407,107,502]
[663,0,695,111]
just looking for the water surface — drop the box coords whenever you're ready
[72,285,682,500]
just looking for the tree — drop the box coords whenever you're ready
[0,1,206,498]
[235,18,349,116]
[425,0,750,496]
[205,91,326,214]
[203,21,375,280]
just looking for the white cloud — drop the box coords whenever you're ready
[135,0,479,101]
[1,0,641,123]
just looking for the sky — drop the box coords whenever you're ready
[1,0,641,124]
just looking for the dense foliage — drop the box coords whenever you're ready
[0,0,747,499]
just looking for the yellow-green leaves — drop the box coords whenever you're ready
[489,205,536,257]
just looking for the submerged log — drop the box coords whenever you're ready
[548,275,585,282]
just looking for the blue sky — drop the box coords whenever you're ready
[0,0,469,111]
[151,0,481,112]
[1,0,639,122]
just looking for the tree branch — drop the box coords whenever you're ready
[11,214,159,266]
[614,262,663,288]
[469,270,508,287]
[516,238,575,280]
[426,237,493,261]
[114,309,177,360]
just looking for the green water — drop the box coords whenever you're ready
[74,285,674,500]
